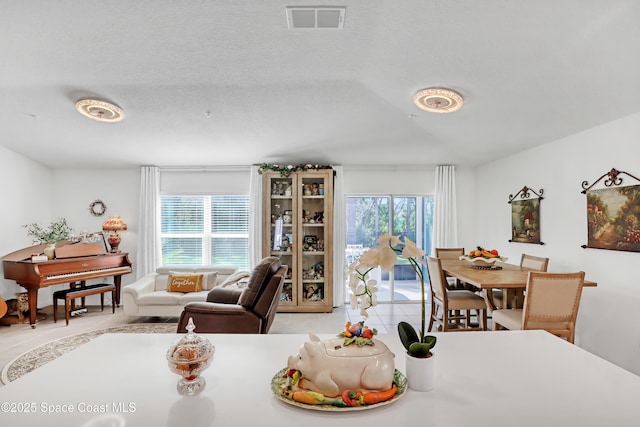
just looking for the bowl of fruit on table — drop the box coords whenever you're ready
[459,247,508,267]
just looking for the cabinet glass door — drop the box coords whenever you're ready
[266,174,296,307]
[299,175,328,306]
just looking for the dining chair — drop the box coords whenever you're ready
[435,247,465,259]
[492,271,585,343]
[435,247,466,290]
[491,253,550,310]
[520,253,549,271]
[426,256,488,332]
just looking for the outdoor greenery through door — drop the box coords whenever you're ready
[345,195,433,303]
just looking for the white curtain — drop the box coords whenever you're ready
[248,165,263,270]
[432,165,458,253]
[332,166,346,307]
[137,166,162,279]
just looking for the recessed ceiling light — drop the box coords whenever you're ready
[75,99,125,122]
[413,88,464,113]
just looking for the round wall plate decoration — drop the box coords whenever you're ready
[89,200,107,216]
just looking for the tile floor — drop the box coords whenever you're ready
[272,303,425,334]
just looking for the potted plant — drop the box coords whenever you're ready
[23,218,71,258]
[398,316,437,391]
[348,234,437,391]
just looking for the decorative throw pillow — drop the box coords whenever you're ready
[201,272,218,291]
[167,274,204,293]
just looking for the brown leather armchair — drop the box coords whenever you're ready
[176,257,287,334]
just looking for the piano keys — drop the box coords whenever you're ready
[3,242,132,328]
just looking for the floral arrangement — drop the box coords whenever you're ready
[23,218,71,244]
[347,234,436,356]
[258,163,333,177]
[341,239,386,346]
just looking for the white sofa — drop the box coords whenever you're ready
[122,265,248,317]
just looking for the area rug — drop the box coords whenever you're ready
[1,323,177,385]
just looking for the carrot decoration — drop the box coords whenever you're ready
[362,384,397,405]
[292,390,324,405]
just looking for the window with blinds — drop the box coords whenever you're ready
[160,195,250,270]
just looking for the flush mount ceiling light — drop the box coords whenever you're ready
[75,99,125,122]
[413,88,464,113]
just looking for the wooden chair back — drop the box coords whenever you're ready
[426,256,448,303]
[520,254,549,272]
[522,271,585,343]
[435,247,465,259]
[426,256,487,332]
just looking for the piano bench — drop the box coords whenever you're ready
[53,284,116,326]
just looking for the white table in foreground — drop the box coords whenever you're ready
[1,330,639,426]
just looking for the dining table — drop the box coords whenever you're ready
[0,330,638,426]
[440,259,598,310]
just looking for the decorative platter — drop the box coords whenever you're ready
[271,368,407,411]
[459,255,508,267]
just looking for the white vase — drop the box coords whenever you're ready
[405,352,435,391]
[43,243,56,259]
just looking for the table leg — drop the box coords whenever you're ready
[514,289,525,308]
[483,289,498,312]
[501,288,525,309]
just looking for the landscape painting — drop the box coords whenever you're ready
[586,184,640,252]
[510,198,541,244]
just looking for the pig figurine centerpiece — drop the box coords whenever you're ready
[286,331,395,398]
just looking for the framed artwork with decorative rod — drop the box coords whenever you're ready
[581,167,640,252]
[508,186,544,245]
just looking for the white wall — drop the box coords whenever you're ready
[48,168,140,306]
[0,158,140,307]
[475,111,640,375]
[160,167,250,194]
[0,146,52,301]
[342,165,477,253]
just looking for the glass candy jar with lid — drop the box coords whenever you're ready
[166,317,214,396]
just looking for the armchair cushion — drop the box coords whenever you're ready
[179,301,263,333]
[179,301,247,315]
[207,287,244,304]
[238,257,282,308]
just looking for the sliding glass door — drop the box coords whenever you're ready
[345,195,433,303]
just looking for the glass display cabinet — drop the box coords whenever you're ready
[261,169,333,312]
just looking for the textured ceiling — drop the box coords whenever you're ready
[1,0,639,169]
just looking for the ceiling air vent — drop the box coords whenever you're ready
[286,6,346,29]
